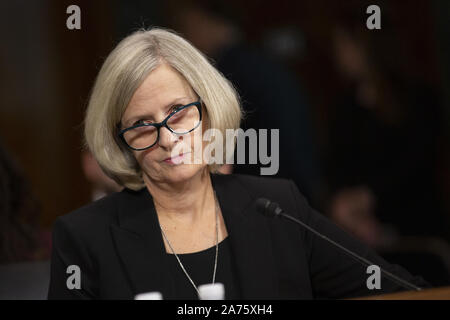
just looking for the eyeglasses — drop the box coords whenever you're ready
[118,101,202,151]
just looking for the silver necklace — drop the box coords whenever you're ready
[160,190,219,296]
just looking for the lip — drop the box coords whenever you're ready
[163,152,190,164]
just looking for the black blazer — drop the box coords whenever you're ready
[48,173,428,299]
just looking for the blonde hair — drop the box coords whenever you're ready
[84,28,243,190]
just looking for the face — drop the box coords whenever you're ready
[121,63,208,185]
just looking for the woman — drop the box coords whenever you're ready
[48,28,427,299]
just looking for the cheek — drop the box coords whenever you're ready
[133,147,160,171]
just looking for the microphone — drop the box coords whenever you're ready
[256,198,422,291]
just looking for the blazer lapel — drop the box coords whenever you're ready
[110,188,176,299]
[211,174,279,299]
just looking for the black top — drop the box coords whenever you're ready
[166,236,240,300]
[48,173,430,299]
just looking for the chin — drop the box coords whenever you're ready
[158,163,205,184]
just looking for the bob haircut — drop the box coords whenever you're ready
[84,28,243,190]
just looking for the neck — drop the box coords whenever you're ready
[144,169,215,225]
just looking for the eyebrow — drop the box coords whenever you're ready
[123,97,190,127]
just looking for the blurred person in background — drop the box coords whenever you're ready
[164,0,325,209]
[0,141,50,263]
[81,150,123,201]
[327,21,448,243]
[326,13,450,285]
[0,140,51,299]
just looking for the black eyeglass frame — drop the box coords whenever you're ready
[118,101,203,151]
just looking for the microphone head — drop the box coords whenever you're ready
[256,198,270,215]
[256,198,282,218]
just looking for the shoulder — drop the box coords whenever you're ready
[214,172,289,189]
[213,173,310,209]
[51,189,139,238]
[230,173,292,191]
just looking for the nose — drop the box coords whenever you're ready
[158,126,180,149]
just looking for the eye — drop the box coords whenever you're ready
[169,104,183,114]
[134,119,153,126]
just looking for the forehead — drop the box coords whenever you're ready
[124,63,195,116]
